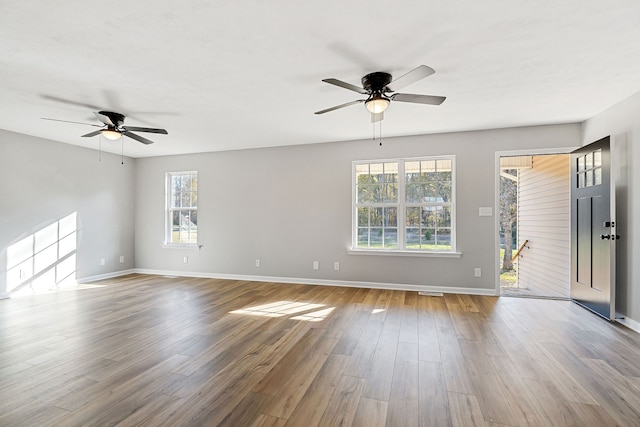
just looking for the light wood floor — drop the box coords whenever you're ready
[1,275,640,426]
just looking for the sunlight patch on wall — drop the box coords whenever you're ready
[6,212,78,296]
[230,300,335,322]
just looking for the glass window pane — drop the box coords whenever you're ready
[384,229,398,248]
[406,183,421,203]
[181,191,191,207]
[593,150,602,167]
[439,206,452,227]
[436,229,452,250]
[357,228,369,247]
[370,228,383,247]
[171,212,180,243]
[406,227,420,248]
[355,164,369,176]
[357,207,369,226]
[384,162,398,183]
[357,173,373,185]
[370,163,383,176]
[385,208,397,227]
[386,184,398,202]
[585,153,593,169]
[577,156,585,172]
[372,185,384,203]
[356,184,366,203]
[421,160,436,173]
[437,159,452,172]
[423,181,437,200]
[586,170,593,187]
[594,168,602,185]
[406,207,420,227]
[421,207,436,228]
[371,208,383,226]
[422,228,435,246]
[405,161,420,174]
[438,181,452,202]
[578,173,585,188]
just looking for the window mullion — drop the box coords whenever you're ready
[397,161,406,250]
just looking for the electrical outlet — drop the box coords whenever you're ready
[313,261,319,270]
[120,256,125,263]
[334,262,340,271]
[255,259,261,267]
[183,256,188,263]
[100,258,105,266]
[474,268,482,277]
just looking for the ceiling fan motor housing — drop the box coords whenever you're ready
[361,72,392,93]
[99,111,125,127]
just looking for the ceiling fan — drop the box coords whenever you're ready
[315,65,446,122]
[42,110,167,144]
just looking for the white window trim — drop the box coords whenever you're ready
[351,156,458,255]
[164,171,198,247]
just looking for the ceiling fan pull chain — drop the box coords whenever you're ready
[372,122,375,143]
[98,134,102,162]
[379,119,383,146]
[121,137,124,165]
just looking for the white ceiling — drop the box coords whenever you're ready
[2,1,640,158]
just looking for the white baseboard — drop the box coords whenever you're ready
[77,269,137,284]
[132,268,497,296]
[0,292,9,300]
[616,314,640,334]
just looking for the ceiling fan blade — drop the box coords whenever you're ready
[391,93,446,105]
[41,117,102,127]
[94,111,115,126]
[387,65,435,92]
[40,95,102,110]
[123,131,154,145]
[81,130,102,137]
[314,100,364,115]
[123,126,168,134]
[371,112,384,123]
[322,78,368,94]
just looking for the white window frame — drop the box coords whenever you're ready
[350,156,459,257]
[164,171,198,247]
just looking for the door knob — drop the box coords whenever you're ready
[600,234,611,240]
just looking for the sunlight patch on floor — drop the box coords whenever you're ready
[230,300,335,322]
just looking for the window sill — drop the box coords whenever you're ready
[161,244,201,250]
[347,249,461,258]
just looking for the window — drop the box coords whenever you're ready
[576,148,602,188]
[353,156,455,252]
[165,171,198,245]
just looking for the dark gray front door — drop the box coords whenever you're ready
[571,136,616,320]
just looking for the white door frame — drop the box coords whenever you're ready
[494,147,578,296]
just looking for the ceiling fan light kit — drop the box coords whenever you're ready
[101,129,122,140]
[315,65,446,122]
[365,95,390,113]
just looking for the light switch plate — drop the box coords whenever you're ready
[479,207,493,217]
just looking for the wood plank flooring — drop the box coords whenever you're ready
[1,274,640,426]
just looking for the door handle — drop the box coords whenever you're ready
[601,234,622,240]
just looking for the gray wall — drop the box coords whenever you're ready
[135,124,580,293]
[582,90,640,323]
[0,130,136,296]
